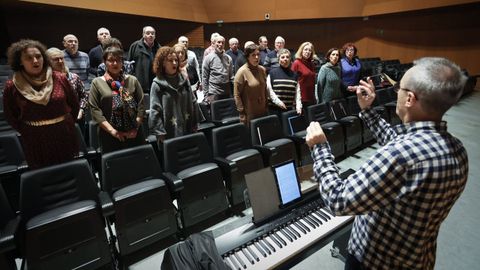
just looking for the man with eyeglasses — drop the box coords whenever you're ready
[63,34,90,89]
[306,57,468,270]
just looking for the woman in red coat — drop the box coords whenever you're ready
[291,42,318,110]
[3,39,79,169]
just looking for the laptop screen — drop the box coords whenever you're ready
[273,160,302,208]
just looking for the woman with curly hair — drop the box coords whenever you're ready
[2,39,79,169]
[149,46,198,143]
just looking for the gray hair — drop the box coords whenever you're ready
[210,32,220,42]
[142,26,155,34]
[277,48,291,57]
[275,36,285,43]
[406,57,467,115]
[229,37,239,45]
[97,27,110,36]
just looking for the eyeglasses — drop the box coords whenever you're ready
[393,82,418,100]
[106,58,123,64]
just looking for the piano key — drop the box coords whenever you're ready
[293,221,307,234]
[246,245,259,262]
[283,226,297,240]
[279,228,293,242]
[273,231,287,246]
[258,239,271,255]
[288,223,302,238]
[304,215,318,228]
[268,233,282,248]
[241,248,255,265]
[314,210,329,222]
[322,207,334,217]
[300,216,315,229]
[233,251,247,269]
[228,254,242,270]
[309,212,323,225]
[253,241,267,257]
[224,257,236,270]
[263,237,276,253]
[297,219,311,232]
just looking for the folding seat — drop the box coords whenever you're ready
[345,96,375,144]
[211,123,264,207]
[279,110,312,166]
[306,103,346,158]
[210,98,239,126]
[250,114,297,166]
[328,99,363,152]
[0,132,27,211]
[162,133,229,231]
[0,184,19,270]
[75,123,98,162]
[19,159,113,270]
[101,144,178,256]
[376,87,401,125]
[0,95,15,135]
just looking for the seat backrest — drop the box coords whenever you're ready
[0,184,14,228]
[250,114,283,145]
[328,99,349,120]
[280,110,308,136]
[74,123,88,156]
[101,144,163,193]
[163,133,213,174]
[346,96,361,115]
[0,132,25,167]
[376,88,394,104]
[211,123,252,158]
[19,159,99,221]
[210,98,239,121]
[306,103,333,124]
[88,120,100,150]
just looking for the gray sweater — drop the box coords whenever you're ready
[316,62,343,103]
[202,51,233,97]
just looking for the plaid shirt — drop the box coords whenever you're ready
[311,108,468,269]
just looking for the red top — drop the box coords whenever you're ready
[3,71,79,169]
[291,59,316,103]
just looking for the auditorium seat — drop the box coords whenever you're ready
[19,159,113,270]
[250,114,297,166]
[101,144,178,256]
[345,96,375,144]
[306,103,346,158]
[162,133,229,232]
[0,184,18,270]
[0,132,27,211]
[211,123,264,208]
[279,110,312,166]
[328,99,363,152]
[210,98,240,126]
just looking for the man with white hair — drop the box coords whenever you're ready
[128,26,160,92]
[88,27,110,75]
[225,37,244,74]
[178,36,202,90]
[306,57,468,270]
[63,34,90,88]
[202,35,233,107]
[203,32,220,57]
[264,36,285,73]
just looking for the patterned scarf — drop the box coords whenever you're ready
[13,67,53,106]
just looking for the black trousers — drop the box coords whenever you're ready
[344,253,364,270]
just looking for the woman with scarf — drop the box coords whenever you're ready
[88,47,145,153]
[316,48,343,103]
[291,42,316,109]
[3,39,79,169]
[149,46,198,143]
[267,48,301,118]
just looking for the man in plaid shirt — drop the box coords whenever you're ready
[306,57,468,270]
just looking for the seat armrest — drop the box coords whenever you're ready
[0,216,20,253]
[162,172,184,192]
[214,157,238,178]
[146,134,157,144]
[98,191,115,217]
[286,135,305,144]
[253,145,277,166]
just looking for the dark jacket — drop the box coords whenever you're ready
[149,74,197,140]
[128,38,160,93]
